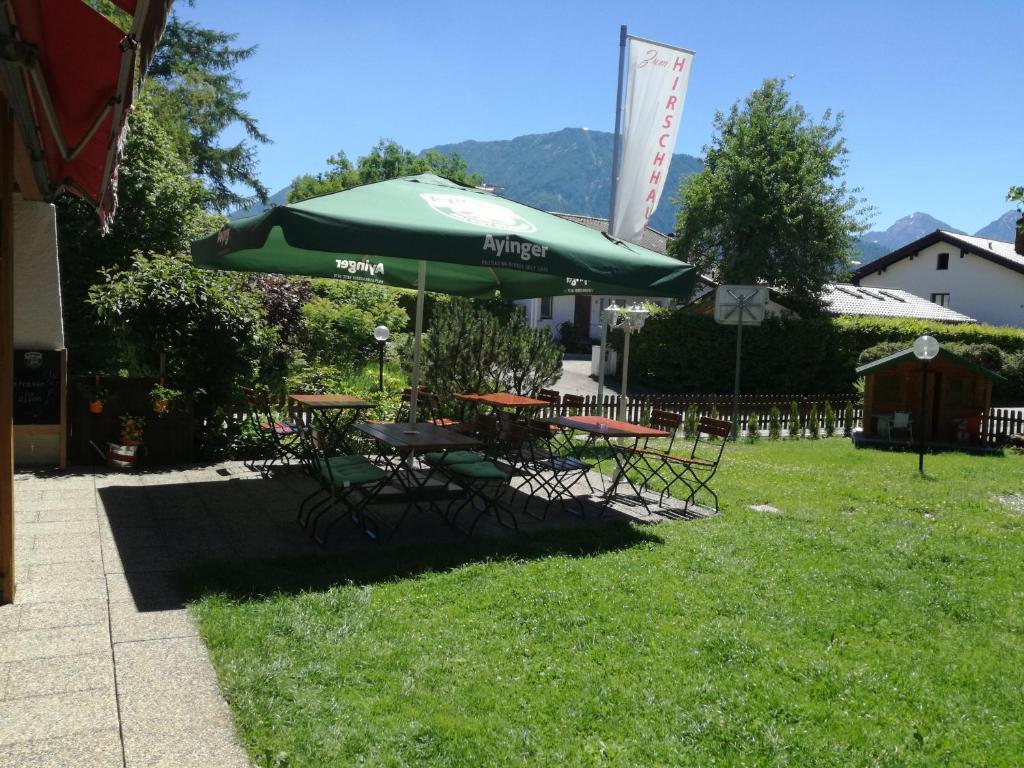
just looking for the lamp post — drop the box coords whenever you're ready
[373,325,390,391]
[617,303,650,422]
[912,334,939,474]
[596,301,620,411]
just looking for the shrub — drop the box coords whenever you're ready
[824,401,836,437]
[807,403,820,439]
[89,255,273,429]
[746,410,761,442]
[684,405,698,438]
[422,298,562,402]
[768,406,781,440]
[789,401,801,439]
[843,401,854,437]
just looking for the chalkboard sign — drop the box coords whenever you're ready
[13,349,62,426]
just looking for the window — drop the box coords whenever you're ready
[930,293,950,307]
[540,296,553,319]
[936,252,949,270]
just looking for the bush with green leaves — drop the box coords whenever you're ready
[628,311,1024,397]
[684,405,698,439]
[807,403,820,439]
[843,401,855,437]
[768,406,782,440]
[824,402,836,437]
[746,411,761,442]
[422,298,562,405]
[300,281,409,367]
[789,401,801,439]
[89,255,274,440]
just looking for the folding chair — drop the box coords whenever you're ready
[614,416,732,514]
[423,449,515,533]
[517,419,593,518]
[302,427,391,544]
[611,410,684,493]
[890,411,913,442]
[242,386,301,474]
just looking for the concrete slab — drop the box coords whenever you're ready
[0,688,118,746]
[123,724,251,768]
[114,636,217,694]
[109,603,198,644]
[17,599,108,632]
[13,575,108,604]
[0,727,123,768]
[2,651,113,699]
[0,623,109,663]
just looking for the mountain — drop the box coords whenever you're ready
[427,127,702,234]
[974,210,1020,242]
[228,185,291,220]
[855,212,963,264]
[854,210,1020,265]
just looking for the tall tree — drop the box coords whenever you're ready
[670,78,868,310]
[288,139,482,203]
[1009,185,1023,238]
[57,105,214,372]
[144,10,269,211]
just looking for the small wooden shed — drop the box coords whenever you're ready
[856,347,1003,444]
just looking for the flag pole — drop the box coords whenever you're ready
[607,24,627,228]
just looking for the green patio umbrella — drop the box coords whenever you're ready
[192,173,696,423]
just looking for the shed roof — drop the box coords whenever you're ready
[855,346,1004,381]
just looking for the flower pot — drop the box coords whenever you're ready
[152,399,169,414]
[106,442,140,469]
[88,400,104,414]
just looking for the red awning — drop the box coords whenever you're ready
[1,0,173,226]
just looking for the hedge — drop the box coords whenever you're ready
[620,310,1024,398]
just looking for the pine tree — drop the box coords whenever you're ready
[843,402,855,437]
[768,406,781,440]
[808,403,820,439]
[789,401,801,439]
[824,402,836,437]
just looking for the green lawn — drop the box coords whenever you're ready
[187,441,1024,767]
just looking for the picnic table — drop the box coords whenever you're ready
[289,393,373,453]
[354,421,483,535]
[540,415,669,506]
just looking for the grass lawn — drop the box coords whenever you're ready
[187,440,1024,767]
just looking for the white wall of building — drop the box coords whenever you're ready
[859,240,1024,327]
[517,296,674,341]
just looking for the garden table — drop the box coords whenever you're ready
[288,394,374,454]
[354,421,483,537]
[539,415,669,508]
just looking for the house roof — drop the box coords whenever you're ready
[852,230,1024,281]
[551,213,670,254]
[822,283,975,323]
[855,346,1004,381]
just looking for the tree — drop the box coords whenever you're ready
[144,10,270,210]
[671,78,868,311]
[1009,186,1023,238]
[288,139,482,203]
[56,104,215,373]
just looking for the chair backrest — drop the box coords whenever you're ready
[685,416,733,467]
[892,412,911,428]
[562,394,586,415]
[649,409,683,452]
[537,388,561,406]
[242,386,273,422]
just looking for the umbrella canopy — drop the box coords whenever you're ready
[192,173,696,425]
[192,173,696,300]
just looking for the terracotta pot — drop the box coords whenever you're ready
[152,399,169,414]
[88,400,104,414]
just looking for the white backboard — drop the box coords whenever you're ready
[714,285,769,326]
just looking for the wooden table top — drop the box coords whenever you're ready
[355,421,483,452]
[454,392,549,409]
[288,394,374,409]
[544,415,670,438]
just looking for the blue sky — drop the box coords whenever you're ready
[176,0,1022,233]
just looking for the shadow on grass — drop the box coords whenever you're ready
[180,521,663,604]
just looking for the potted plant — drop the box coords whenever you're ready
[107,414,145,469]
[83,383,108,414]
[149,383,182,414]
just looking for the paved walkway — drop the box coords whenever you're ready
[1,460,706,767]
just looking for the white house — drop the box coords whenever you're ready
[516,214,683,341]
[852,229,1024,327]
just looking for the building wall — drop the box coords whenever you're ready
[859,240,1024,327]
[516,296,673,340]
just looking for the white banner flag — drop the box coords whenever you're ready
[610,37,694,244]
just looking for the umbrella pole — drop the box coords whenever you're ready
[407,260,427,428]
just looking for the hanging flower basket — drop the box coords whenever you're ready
[88,400,105,414]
